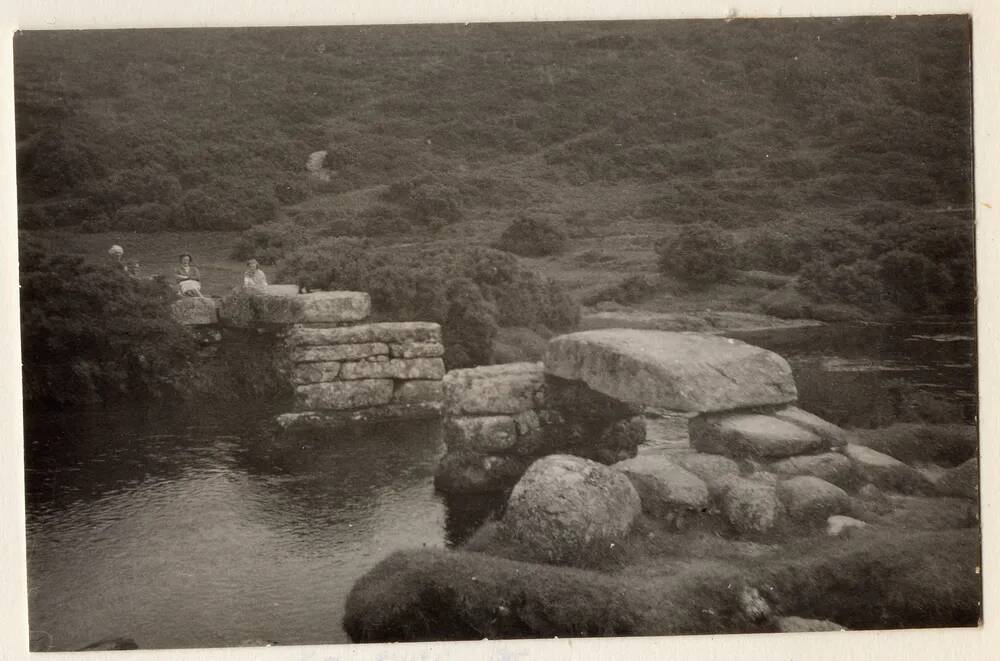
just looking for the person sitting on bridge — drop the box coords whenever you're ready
[242,258,268,290]
[175,253,205,297]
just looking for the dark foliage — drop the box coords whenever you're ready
[276,243,578,367]
[656,223,737,285]
[19,236,195,405]
[495,215,568,257]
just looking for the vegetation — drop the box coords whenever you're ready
[495,215,568,257]
[344,526,979,641]
[657,223,737,285]
[275,242,579,368]
[19,236,196,405]
[15,18,974,321]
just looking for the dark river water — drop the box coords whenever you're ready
[24,319,976,651]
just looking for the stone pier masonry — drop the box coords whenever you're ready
[171,287,445,431]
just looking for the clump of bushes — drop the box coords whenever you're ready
[583,275,659,306]
[495,215,568,257]
[384,176,463,227]
[276,243,578,368]
[19,236,196,406]
[230,221,308,265]
[656,223,736,285]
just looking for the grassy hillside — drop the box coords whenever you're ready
[15,16,974,318]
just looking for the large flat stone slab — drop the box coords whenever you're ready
[544,329,797,412]
[690,412,825,459]
[340,357,445,380]
[290,342,389,363]
[286,322,441,346]
[443,362,546,415]
[220,290,370,327]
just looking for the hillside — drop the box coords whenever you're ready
[15,16,975,319]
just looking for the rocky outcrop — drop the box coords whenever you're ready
[721,477,783,534]
[826,515,868,536]
[935,457,979,499]
[689,412,825,459]
[544,329,797,412]
[613,454,709,520]
[499,455,641,564]
[776,476,852,522]
[775,617,845,633]
[769,452,857,490]
[843,444,935,495]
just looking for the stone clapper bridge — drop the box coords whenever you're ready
[171,287,918,537]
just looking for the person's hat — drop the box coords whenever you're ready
[108,245,124,255]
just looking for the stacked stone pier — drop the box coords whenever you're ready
[171,286,446,432]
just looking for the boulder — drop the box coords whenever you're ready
[443,362,546,415]
[290,361,341,385]
[722,478,782,534]
[170,297,220,325]
[770,406,851,448]
[290,342,389,363]
[935,458,979,500]
[392,380,444,406]
[389,342,445,358]
[443,415,518,453]
[775,616,845,633]
[544,329,797,412]
[826,515,868,536]
[769,452,857,490]
[434,452,532,493]
[843,444,935,495]
[294,379,394,411]
[776,476,851,522]
[220,290,370,327]
[285,322,441,347]
[690,412,824,459]
[674,452,741,489]
[612,454,709,519]
[340,357,446,380]
[500,455,641,564]
[857,483,895,515]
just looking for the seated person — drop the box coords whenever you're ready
[175,253,204,297]
[242,258,268,289]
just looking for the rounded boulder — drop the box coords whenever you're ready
[500,454,641,564]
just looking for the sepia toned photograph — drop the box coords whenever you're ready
[12,12,980,654]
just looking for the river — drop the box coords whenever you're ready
[24,319,976,651]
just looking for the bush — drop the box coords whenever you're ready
[19,236,195,405]
[798,259,885,310]
[276,243,578,368]
[878,250,943,313]
[738,228,801,274]
[495,216,568,257]
[230,221,307,265]
[582,275,658,306]
[656,223,736,285]
[114,202,175,232]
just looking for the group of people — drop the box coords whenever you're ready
[107,244,269,297]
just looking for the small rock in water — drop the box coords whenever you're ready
[827,514,868,536]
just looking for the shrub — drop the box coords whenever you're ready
[19,236,195,405]
[798,259,886,310]
[738,228,801,274]
[582,275,658,306]
[114,202,175,232]
[877,250,943,313]
[495,216,568,257]
[656,223,736,285]
[230,221,307,265]
[275,243,578,368]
